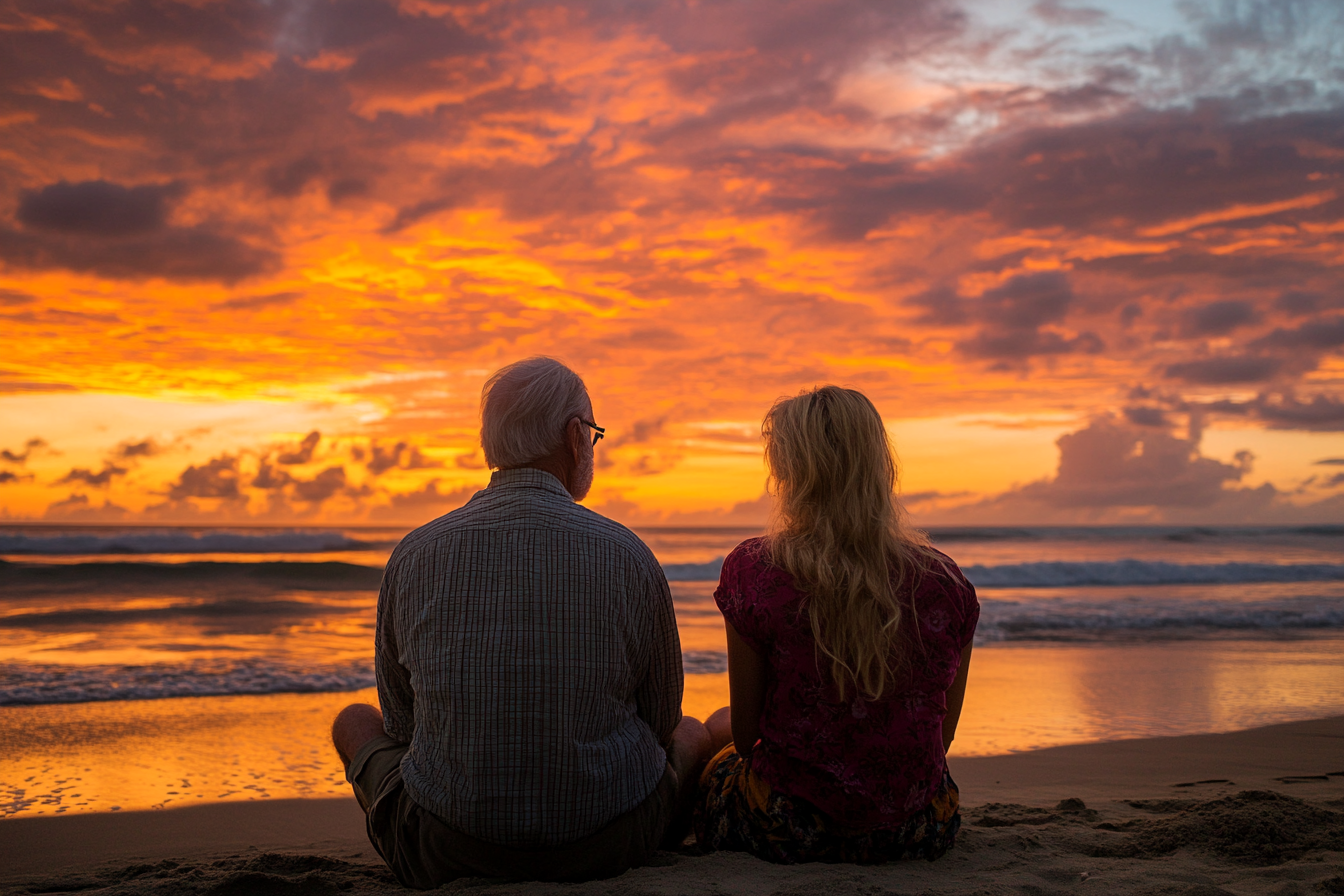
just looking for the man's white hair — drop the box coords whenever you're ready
[480,357,590,469]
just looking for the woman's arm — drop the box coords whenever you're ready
[942,642,973,753]
[726,620,767,756]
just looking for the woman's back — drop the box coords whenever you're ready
[715,536,979,830]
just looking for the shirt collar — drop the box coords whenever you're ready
[488,466,574,499]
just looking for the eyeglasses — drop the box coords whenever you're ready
[579,419,606,446]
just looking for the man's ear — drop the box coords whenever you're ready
[569,417,584,464]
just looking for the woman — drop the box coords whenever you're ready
[695,386,978,864]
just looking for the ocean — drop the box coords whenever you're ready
[3,523,1343,816]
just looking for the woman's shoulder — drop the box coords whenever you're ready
[725,535,771,567]
[719,537,778,589]
[907,545,977,602]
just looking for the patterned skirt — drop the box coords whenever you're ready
[693,745,961,865]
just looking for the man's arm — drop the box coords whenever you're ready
[634,573,683,746]
[374,556,415,743]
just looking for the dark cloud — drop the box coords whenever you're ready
[211,291,303,312]
[366,440,440,475]
[55,464,128,488]
[1031,0,1108,27]
[1019,418,1247,508]
[292,466,346,503]
[1251,315,1344,351]
[42,493,129,521]
[369,479,479,520]
[1164,355,1284,384]
[957,272,1102,361]
[0,290,35,306]
[1,437,49,464]
[0,222,278,283]
[0,470,33,484]
[1254,393,1344,431]
[251,461,292,490]
[603,417,667,450]
[454,450,487,470]
[1181,300,1258,336]
[16,180,181,236]
[277,431,321,465]
[1123,406,1168,427]
[1275,290,1322,316]
[908,285,966,326]
[167,455,241,501]
[1314,457,1344,465]
[111,438,163,461]
[263,157,324,198]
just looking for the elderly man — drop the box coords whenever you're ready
[331,357,711,887]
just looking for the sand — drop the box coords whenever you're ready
[2,716,1341,895]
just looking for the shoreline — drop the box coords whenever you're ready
[2,714,1341,894]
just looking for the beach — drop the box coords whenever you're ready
[3,525,1344,892]
[2,715,1341,894]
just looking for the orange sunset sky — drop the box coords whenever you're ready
[2,0,1343,527]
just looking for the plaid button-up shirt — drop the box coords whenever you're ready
[375,467,684,848]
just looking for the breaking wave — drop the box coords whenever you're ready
[0,530,388,555]
[0,651,733,705]
[977,595,1344,643]
[964,560,1344,588]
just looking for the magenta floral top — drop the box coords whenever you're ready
[715,537,979,830]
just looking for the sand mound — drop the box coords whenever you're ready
[972,797,1099,827]
[1100,790,1344,864]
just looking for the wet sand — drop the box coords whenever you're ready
[2,715,1341,895]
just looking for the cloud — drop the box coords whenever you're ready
[292,466,347,503]
[1251,315,1344,352]
[54,463,128,488]
[0,470,34,485]
[1253,393,1344,431]
[17,180,180,236]
[210,291,303,312]
[1181,300,1258,336]
[110,438,163,461]
[1314,457,1344,466]
[0,221,278,283]
[4,178,276,283]
[277,431,321,465]
[1017,417,1248,508]
[369,479,480,521]
[1123,406,1169,428]
[366,440,440,475]
[957,272,1103,362]
[166,455,242,501]
[920,415,1317,524]
[42,493,129,521]
[1,437,48,464]
[1031,0,1108,27]
[1164,355,1285,385]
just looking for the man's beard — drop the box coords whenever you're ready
[571,446,594,501]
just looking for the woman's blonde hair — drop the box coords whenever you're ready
[764,386,942,701]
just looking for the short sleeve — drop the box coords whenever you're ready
[713,540,771,654]
[948,564,980,649]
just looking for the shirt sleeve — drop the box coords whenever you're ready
[950,564,980,649]
[714,543,769,655]
[374,554,415,743]
[633,562,683,746]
